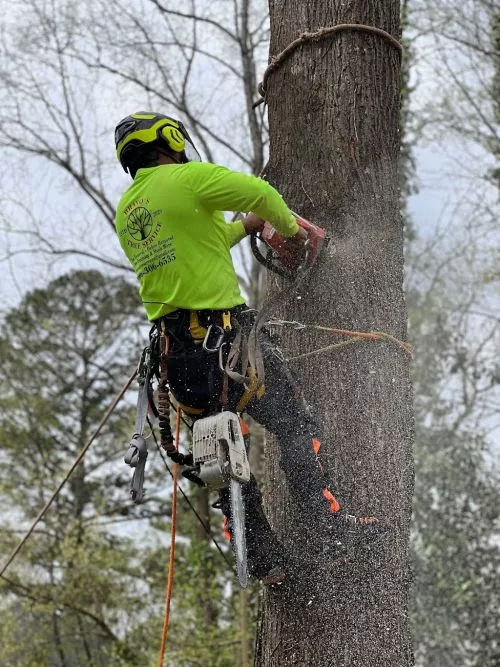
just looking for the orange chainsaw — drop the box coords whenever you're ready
[250,214,328,280]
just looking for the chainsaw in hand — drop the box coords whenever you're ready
[250,214,328,280]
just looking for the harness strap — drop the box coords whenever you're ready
[189,311,207,343]
[175,401,204,416]
[158,324,174,451]
[220,316,266,412]
[222,328,248,385]
[124,377,150,503]
[236,366,266,413]
[247,317,266,383]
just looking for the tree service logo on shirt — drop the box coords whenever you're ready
[120,198,164,250]
[127,206,153,241]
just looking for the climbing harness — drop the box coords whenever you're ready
[124,315,253,588]
[124,312,254,590]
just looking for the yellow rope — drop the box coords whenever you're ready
[288,338,361,362]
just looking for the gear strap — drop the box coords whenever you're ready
[158,323,175,452]
[220,311,266,412]
[125,347,154,503]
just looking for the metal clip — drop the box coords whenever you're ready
[203,324,225,353]
[124,434,148,503]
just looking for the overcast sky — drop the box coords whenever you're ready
[0,8,497,321]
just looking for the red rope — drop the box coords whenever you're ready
[157,406,181,667]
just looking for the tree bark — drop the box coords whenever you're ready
[255,2,414,666]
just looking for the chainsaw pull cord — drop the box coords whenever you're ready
[158,405,181,667]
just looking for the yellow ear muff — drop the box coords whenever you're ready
[161,124,186,152]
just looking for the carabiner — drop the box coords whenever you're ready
[203,324,225,353]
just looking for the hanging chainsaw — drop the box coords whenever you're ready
[250,213,328,280]
[187,412,251,589]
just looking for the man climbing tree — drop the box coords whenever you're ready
[254,1,414,666]
[113,111,379,587]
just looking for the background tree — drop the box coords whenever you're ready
[403,2,500,662]
[254,2,413,665]
[0,270,146,664]
[0,271,250,666]
[0,0,270,299]
[406,215,500,665]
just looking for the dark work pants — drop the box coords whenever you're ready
[162,308,339,573]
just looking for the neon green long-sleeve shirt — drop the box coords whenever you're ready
[115,161,299,320]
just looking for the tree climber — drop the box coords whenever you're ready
[114,111,378,585]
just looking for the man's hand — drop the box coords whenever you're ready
[243,212,266,235]
[291,226,308,243]
[282,225,308,251]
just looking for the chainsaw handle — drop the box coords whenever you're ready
[249,232,267,266]
[249,232,294,280]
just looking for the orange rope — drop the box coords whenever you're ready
[268,319,413,356]
[157,406,182,667]
[322,327,413,354]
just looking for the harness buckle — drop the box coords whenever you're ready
[203,324,225,353]
[222,311,232,331]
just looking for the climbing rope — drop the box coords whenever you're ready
[158,406,181,667]
[267,319,412,360]
[0,369,138,580]
[254,23,404,106]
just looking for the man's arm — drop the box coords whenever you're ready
[225,218,247,247]
[188,162,300,238]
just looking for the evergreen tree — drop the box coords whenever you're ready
[0,269,260,666]
[408,274,500,667]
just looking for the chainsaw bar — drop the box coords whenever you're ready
[230,478,248,589]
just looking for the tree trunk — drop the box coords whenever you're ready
[255,2,414,666]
